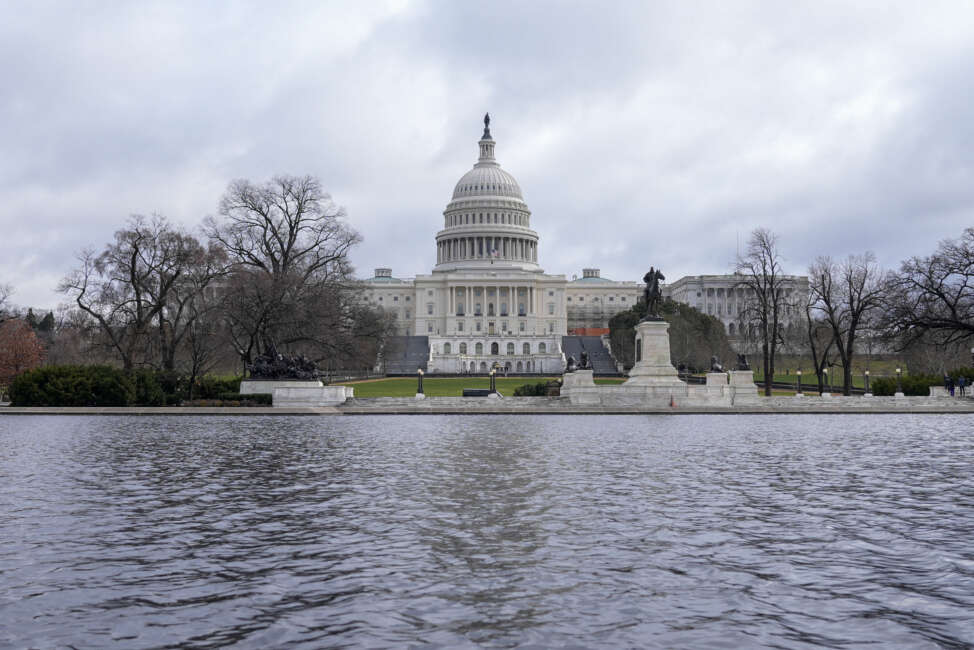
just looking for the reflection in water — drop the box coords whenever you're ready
[1,414,973,648]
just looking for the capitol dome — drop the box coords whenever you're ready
[434,114,541,273]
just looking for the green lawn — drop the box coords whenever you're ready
[336,376,624,397]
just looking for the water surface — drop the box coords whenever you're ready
[2,414,973,648]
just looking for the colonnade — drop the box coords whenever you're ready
[437,236,537,263]
[447,284,542,319]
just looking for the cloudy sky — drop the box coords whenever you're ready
[2,0,973,308]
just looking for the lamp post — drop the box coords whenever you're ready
[417,368,424,395]
[796,369,802,395]
[864,369,870,394]
[896,367,902,395]
[489,368,496,394]
[823,367,829,394]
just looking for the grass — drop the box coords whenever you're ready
[336,376,624,397]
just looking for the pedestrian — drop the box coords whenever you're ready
[948,375,955,397]
[959,375,967,397]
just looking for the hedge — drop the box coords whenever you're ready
[870,374,940,397]
[216,392,272,405]
[9,366,136,407]
[8,366,245,407]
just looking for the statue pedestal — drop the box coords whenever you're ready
[624,320,684,387]
[240,379,323,395]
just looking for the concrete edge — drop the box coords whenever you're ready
[2,406,973,416]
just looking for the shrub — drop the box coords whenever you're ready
[9,365,136,406]
[871,374,940,396]
[195,375,242,399]
[513,381,560,397]
[131,369,166,406]
[217,392,272,405]
[513,381,549,396]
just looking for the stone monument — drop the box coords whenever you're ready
[624,268,685,389]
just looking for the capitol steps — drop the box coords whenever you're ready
[560,336,621,375]
[382,336,430,375]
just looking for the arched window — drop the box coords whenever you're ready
[443,343,451,354]
[491,342,499,355]
[475,342,483,355]
[538,342,546,353]
[517,361,523,372]
[507,342,515,355]
[459,343,467,354]
[480,361,488,372]
[523,342,530,354]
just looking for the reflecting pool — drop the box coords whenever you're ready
[2,414,973,648]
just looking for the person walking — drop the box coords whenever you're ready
[947,375,955,397]
[958,375,967,397]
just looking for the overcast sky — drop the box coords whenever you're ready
[2,0,973,309]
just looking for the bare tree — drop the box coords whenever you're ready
[735,228,788,396]
[156,241,227,372]
[809,253,888,395]
[204,175,367,366]
[59,215,203,370]
[886,227,974,346]
[0,284,13,323]
[804,297,837,394]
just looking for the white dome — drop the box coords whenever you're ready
[452,165,523,200]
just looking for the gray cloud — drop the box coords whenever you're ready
[1,0,973,308]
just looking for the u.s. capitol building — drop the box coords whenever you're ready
[361,116,806,374]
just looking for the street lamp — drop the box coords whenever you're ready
[417,368,424,395]
[796,368,802,395]
[489,368,496,394]
[864,369,870,394]
[823,367,829,394]
[896,367,902,394]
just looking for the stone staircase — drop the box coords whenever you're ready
[382,336,430,375]
[560,336,621,375]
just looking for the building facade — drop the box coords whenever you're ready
[361,117,808,373]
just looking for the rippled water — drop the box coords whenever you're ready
[2,415,974,648]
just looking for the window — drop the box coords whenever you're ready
[548,291,554,296]
[444,343,452,354]
[378,296,383,301]
[567,297,572,302]
[502,321,508,331]
[548,322,554,333]
[507,343,515,355]
[405,296,410,302]
[475,342,483,354]
[456,305,464,316]
[475,303,482,316]
[427,303,433,315]
[476,321,481,331]
[523,342,530,354]
[500,302,508,316]
[609,297,614,302]
[405,310,410,319]
[428,290,433,296]
[579,297,584,302]
[459,343,467,354]
[427,323,433,333]
[491,342,499,355]
[548,303,555,315]
[621,297,626,302]
[518,303,525,316]
[457,321,464,331]
[539,342,547,353]
[519,321,525,332]
[488,303,495,316]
